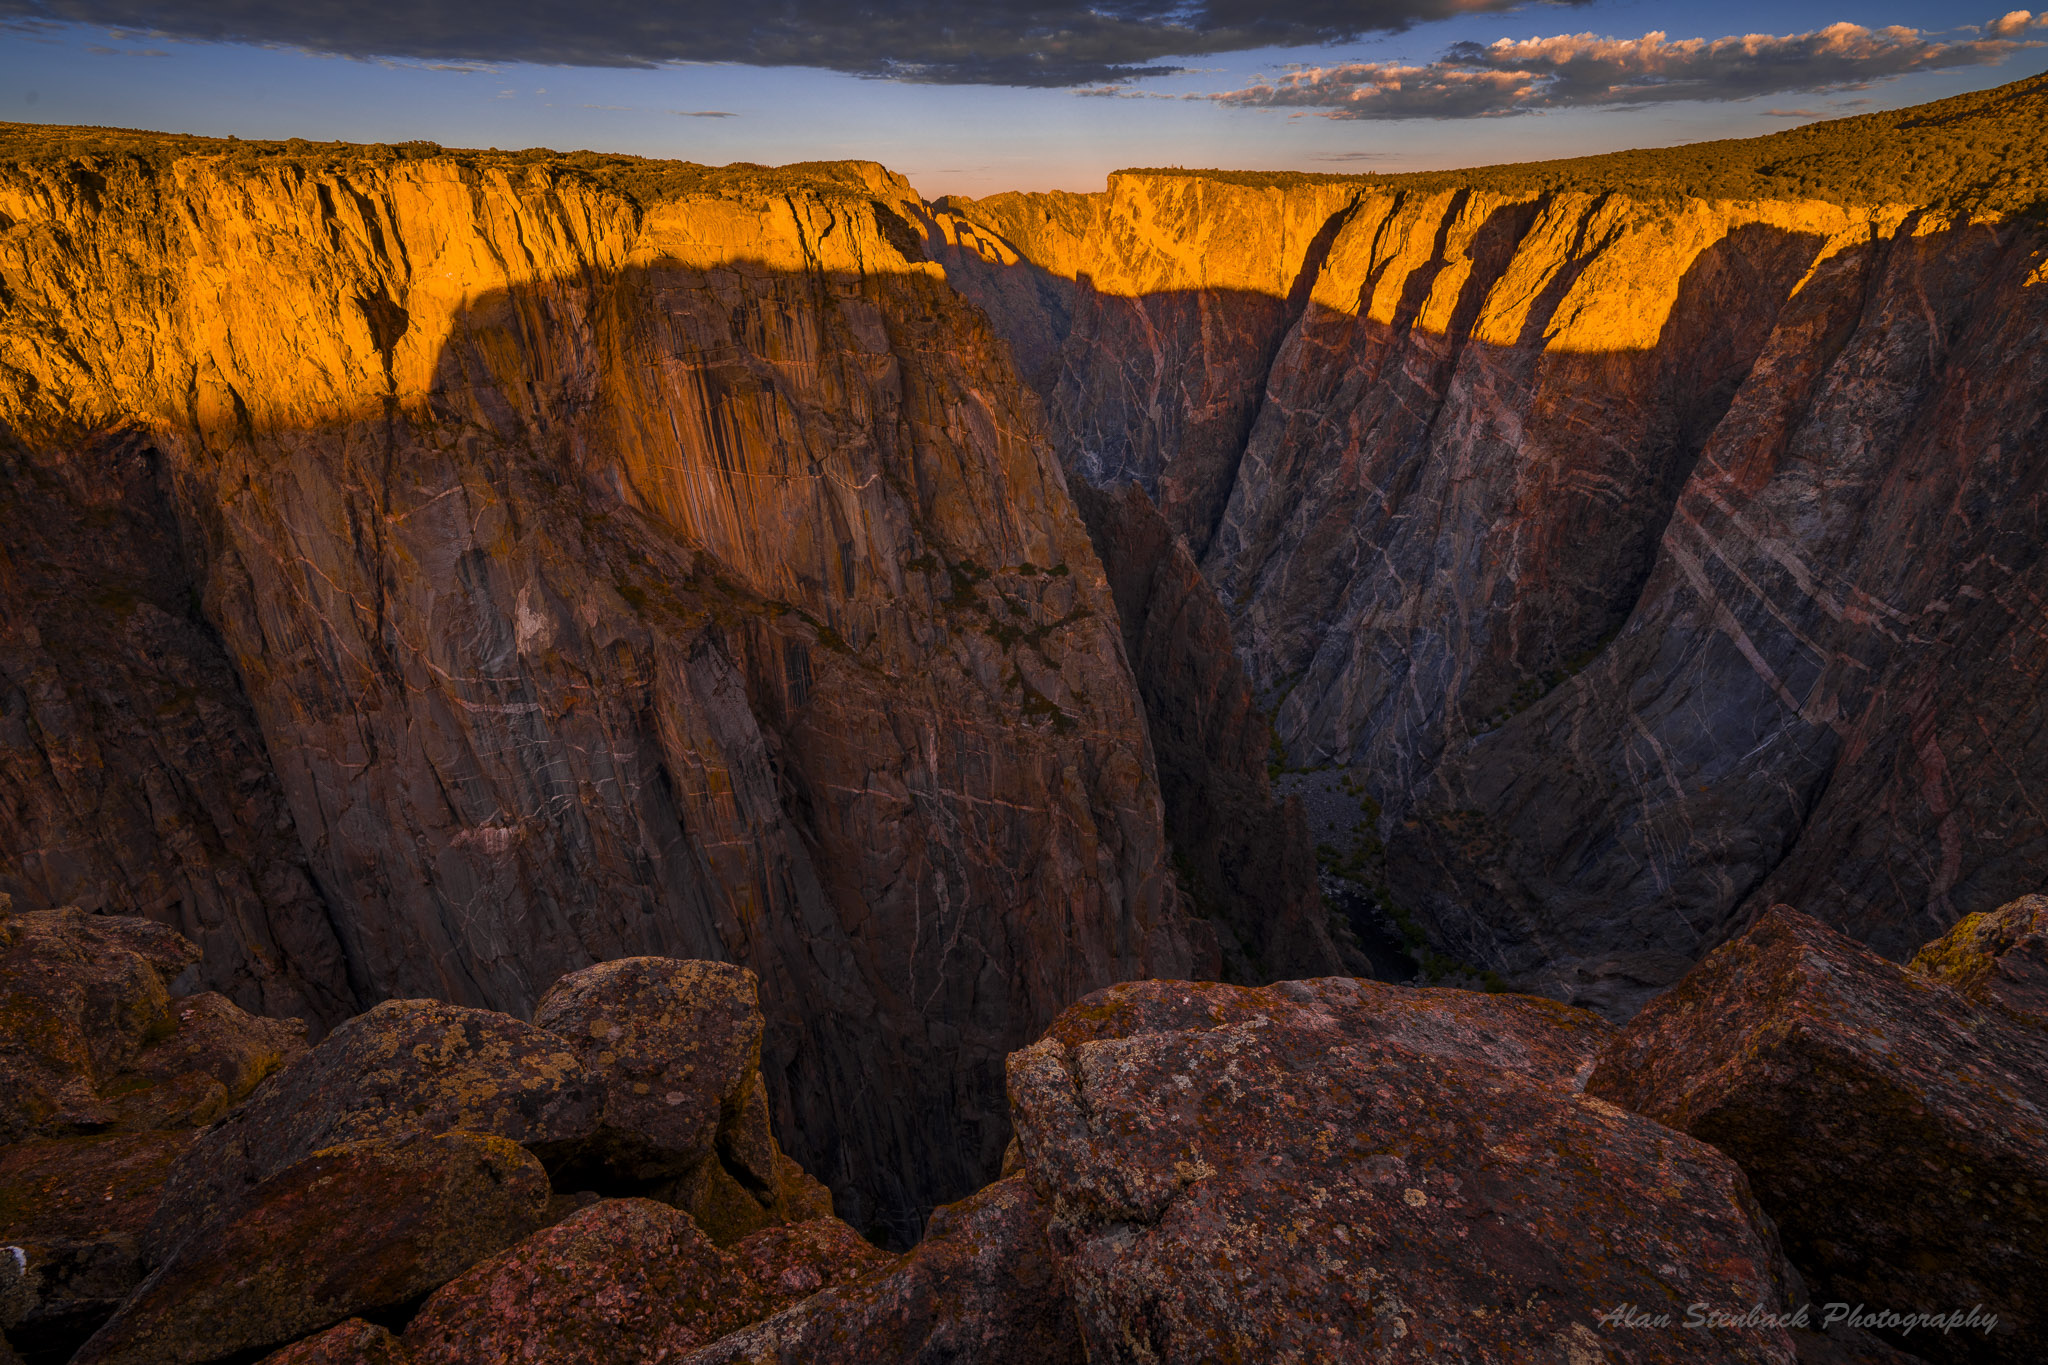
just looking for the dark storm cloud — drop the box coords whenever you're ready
[1213,20,2040,118]
[0,1,1586,86]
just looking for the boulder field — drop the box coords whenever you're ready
[6,897,2041,1362]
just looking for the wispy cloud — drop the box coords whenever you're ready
[674,109,738,118]
[1212,20,2041,120]
[1074,84,1187,100]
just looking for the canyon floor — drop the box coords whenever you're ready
[0,70,2045,1365]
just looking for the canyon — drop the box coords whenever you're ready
[2,70,2046,1261]
[932,76,2048,1013]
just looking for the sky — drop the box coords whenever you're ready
[0,2,2044,198]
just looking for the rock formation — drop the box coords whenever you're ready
[78,1133,552,1365]
[935,75,2048,1013]
[143,998,598,1263]
[0,135,1199,1239]
[0,899,308,1357]
[1588,902,2048,1362]
[1005,978,1812,1363]
[1067,479,1343,982]
[2,903,2013,1363]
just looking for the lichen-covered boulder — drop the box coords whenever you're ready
[1041,975,1615,1086]
[77,1132,547,1365]
[1908,893,2048,1029]
[99,992,308,1132]
[256,1319,412,1365]
[147,998,597,1261]
[1009,978,1801,1365]
[533,958,832,1243]
[0,908,301,1142]
[1587,906,2048,1364]
[727,1218,891,1314]
[663,1140,837,1247]
[0,1131,195,1354]
[403,1197,768,1365]
[532,958,761,1180]
[683,1176,1085,1365]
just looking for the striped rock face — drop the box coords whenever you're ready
[0,146,1197,1241]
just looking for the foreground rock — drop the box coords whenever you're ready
[147,998,596,1260]
[258,1319,410,1365]
[78,1132,548,1365]
[683,1176,1085,1365]
[533,959,762,1179]
[535,959,834,1241]
[0,1131,194,1355]
[1906,893,2048,1028]
[1010,978,1799,1364]
[1041,975,1616,1084]
[403,1198,768,1364]
[1588,905,2047,1363]
[0,906,304,1142]
[727,1218,893,1314]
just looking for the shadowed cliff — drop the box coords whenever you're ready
[934,76,2048,1013]
[0,147,1201,1244]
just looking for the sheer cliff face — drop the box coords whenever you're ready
[0,150,1194,1240]
[942,168,2048,1014]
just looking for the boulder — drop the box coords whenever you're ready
[0,1131,195,1355]
[102,992,308,1133]
[1041,975,1615,1085]
[77,1132,548,1365]
[683,1176,1085,1365]
[664,1143,837,1247]
[531,958,761,1181]
[0,908,300,1142]
[1587,906,2047,1364]
[1008,978,1802,1364]
[257,1319,412,1365]
[727,1218,891,1314]
[402,1197,768,1365]
[147,998,596,1261]
[1907,893,2048,1029]
[533,959,833,1241]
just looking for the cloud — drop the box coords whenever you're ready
[1074,84,1187,99]
[1985,10,2048,37]
[673,109,737,117]
[1213,21,2041,119]
[0,0,1589,87]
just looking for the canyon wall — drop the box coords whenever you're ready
[938,92,2048,1013]
[0,141,1198,1241]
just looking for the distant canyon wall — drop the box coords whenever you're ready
[0,150,1198,1242]
[937,171,2048,1014]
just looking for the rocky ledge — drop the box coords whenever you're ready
[5,891,2042,1362]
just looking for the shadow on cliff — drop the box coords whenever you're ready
[937,204,2026,1016]
[27,251,1208,1251]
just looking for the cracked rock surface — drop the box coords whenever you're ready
[1007,978,1801,1364]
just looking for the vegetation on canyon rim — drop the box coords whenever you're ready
[1129,70,2048,216]
[7,70,2047,220]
